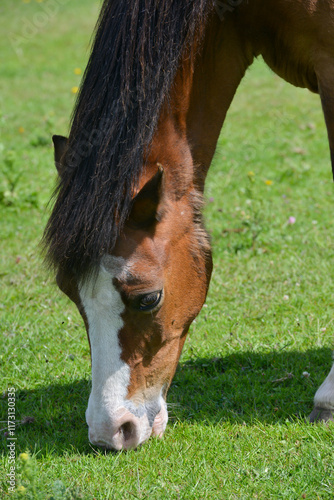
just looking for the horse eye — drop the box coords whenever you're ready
[138,291,162,312]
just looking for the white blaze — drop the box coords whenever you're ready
[78,255,168,449]
[79,257,131,443]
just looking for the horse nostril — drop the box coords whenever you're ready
[120,421,134,442]
[117,419,141,449]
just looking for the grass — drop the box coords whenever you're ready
[1,0,334,498]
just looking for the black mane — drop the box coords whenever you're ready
[43,0,214,277]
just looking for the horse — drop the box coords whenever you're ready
[44,0,334,450]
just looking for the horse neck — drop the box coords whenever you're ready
[145,63,197,198]
[148,11,253,195]
[185,12,253,190]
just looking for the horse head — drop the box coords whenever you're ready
[52,130,212,450]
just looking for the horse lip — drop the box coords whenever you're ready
[92,440,121,451]
[88,433,127,451]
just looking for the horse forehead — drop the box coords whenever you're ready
[114,232,167,269]
[103,238,164,282]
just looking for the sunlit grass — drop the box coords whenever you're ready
[1,1,334,498]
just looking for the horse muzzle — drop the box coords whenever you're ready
[86,399,168,451]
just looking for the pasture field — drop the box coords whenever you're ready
[1,0,334,498]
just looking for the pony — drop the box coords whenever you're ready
[44,0,334,450]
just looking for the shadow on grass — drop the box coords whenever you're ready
[169,347,332,425]
[0,347,332,456]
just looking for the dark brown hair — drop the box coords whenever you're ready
[43,0,214,276]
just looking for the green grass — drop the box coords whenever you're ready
[1,1,334,498]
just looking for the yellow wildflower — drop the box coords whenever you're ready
[71,86,79,94]
[74,68,82,75]
[17,485,26,494]
[19,452,29,461]
[18,127,25,134]
[265,180,273,186]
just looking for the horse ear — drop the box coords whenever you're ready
[127,165,164,229]
[52,135,68,176]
